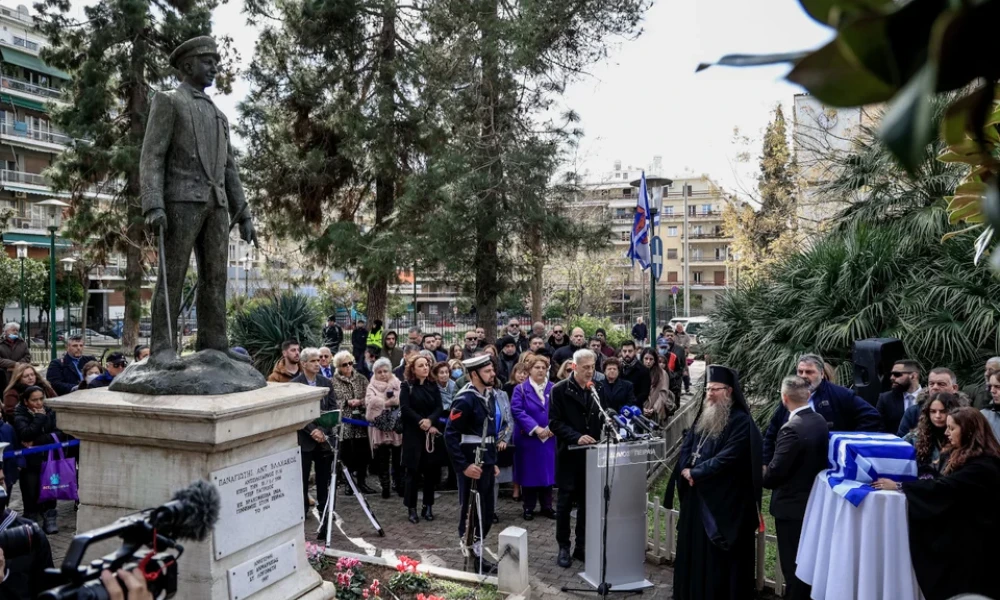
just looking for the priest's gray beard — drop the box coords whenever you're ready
[694,397,732,439]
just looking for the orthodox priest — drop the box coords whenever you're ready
[667,365,762,600]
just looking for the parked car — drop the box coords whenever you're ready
[58,328,119,344]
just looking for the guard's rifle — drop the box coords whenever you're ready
[463,412,491,573]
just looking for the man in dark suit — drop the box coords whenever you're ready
[141,36,256,366]
[549,348,604,568]
[876,359,922,434]
[763,375,830,600]
[46,334,97,396]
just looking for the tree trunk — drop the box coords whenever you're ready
[527,229,543,322]
[363,2,399,324]
[473,0,503,345]
[121,34,149,352]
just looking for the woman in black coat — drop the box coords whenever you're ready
[13,385,62,533]
[399,354,443,524]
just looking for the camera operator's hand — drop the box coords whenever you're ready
[310,429,326,443]
[101,568,154,600]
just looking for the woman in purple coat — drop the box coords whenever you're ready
[511,354,557,520]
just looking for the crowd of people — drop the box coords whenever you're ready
[282,316,696,573]
[669,352,1000,600]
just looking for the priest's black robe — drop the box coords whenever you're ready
[671,406,762,600]
[902,455,1000,600]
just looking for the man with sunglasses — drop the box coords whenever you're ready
[876,359,923,435]
[495,318,529,355]
[547,326,568,352]
[462,331,481,360]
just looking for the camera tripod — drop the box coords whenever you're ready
[317,421,384,545]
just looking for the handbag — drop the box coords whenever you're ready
[373,406,402,434]
[38,433,78,503]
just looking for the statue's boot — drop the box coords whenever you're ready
[149,349,183,370]
[224,348,253,364]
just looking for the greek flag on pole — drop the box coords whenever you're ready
[626,172,651,269]
[825,432,917,507]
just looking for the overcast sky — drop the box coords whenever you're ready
[206,0,832,196]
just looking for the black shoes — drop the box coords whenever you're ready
[43,509,59,535]
[558,547,572,568]
[572,547,586,562]
[380,477,391,499]
[357,480,377,495]
[408,508,420,524]
[539,507,556,519]
[522,509,534,521]
[421,505,434,521]
[469,554,497,574]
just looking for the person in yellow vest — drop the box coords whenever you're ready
[367,319,384,349]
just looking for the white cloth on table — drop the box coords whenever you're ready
[826,432,917,506]
[797,472,923,600]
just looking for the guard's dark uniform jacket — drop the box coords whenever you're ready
[445,383,499,544]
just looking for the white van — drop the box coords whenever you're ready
[667,316,711,345]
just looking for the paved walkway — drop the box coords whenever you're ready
[306,481,675,599]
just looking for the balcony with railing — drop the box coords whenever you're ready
[688,256,729,263]
[660,210,722,220]
[1,169,123,197]
[0,74,63,100]
[684,231,732,241]
[0,121,70,148]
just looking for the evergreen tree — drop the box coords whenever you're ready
[35,0,230,349]
[240,0,429,322]
[397,0,647,339]
[724,105,801,280]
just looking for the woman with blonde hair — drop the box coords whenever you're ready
[331,350,374,495]
[366,357,403,499]
[3,363,56,423]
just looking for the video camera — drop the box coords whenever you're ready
[38,480,220,600]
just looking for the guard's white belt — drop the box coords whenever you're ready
[461,435,495,444]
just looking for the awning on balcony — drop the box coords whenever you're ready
[0,93,45,112]
[1,182,50,196]
[0,47,70,81]
[2,232,71,248]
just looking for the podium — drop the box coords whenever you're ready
[575,438,665,592]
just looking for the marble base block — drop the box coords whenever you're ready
[48,383,337,600]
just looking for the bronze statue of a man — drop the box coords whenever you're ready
[140,36,257,366]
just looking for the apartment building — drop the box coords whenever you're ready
[561,161,739,314]
[792,93,878,234]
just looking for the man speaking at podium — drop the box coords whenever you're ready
[669,365,762,600]
[549,349,605,569]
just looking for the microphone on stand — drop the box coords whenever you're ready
[585,381,623,443]
[626,405,661,431]
[620,407,654,435]
[613,415,641,440]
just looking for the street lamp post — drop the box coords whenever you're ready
[13,241,28,336]
[61,257,77,335]
[38,199,70,361]
[242,254,251,296]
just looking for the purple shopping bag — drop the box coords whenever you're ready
[38,433,78,503]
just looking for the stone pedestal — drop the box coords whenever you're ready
[48,383,336,600]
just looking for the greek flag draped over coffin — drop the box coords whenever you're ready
[825,432,917,507]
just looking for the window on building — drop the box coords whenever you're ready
[663,206,674,216]
[620,231,630,242]
[692,271,703,283]
[622,188,632,197]
[701,204,712,215]
[688,205,697,216]
[715,247,726,260]
[667,248,677,259]
[667,271,678,282]
[614,208,629,220]
[428,305,439,315]
[691,226,702,236]
[667,226,678,237]
[690,248,702,260]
